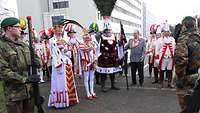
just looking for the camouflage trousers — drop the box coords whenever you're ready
[176,87,191,110]
[6,99,34,113]
[176,73,199,110]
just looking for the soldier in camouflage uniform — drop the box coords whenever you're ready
[197,17,200,33]
[174,16,200,111]
[0,17,40,113]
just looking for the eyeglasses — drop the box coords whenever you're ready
[11,25,20,29]
[54,25,63,28]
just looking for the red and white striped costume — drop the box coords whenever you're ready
[39,28,52,71]
[155,35,175,87]
[77,36,97,99]
[146,34,157,65]
[156,36,175,70]
[78,43,96,71]
[65,37,79,75]
[34,41,45,83]
[48,36,79,108]
[41,40,51,69]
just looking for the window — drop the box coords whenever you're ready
[53,1,69,9]
[120,0,141,13]
[114,6,141,20]
[111,17,141,28]
[135,0,141,5]
[52,16,64,26]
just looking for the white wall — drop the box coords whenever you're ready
[117,0,141,18]
[0,0,18,22]
[113,0,143,34]
[43,0,143,36]
[17,0,47,32]
[44,0,97,29]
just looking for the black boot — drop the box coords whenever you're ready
[95,71,101,85]
[149,63,153,78]
[101,75,108,92]
[152,80,159,84]
[159,70,165,88]
[110,74,120,90]
[152,67,159,84]
[101,84,108,92]
[167,70,173,88]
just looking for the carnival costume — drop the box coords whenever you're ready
[156,23,175,88]
[48,25,78,108]
[78,34,97,100]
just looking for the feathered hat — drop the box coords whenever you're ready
[161,20,170,32]
[39,29,51,39]
[65,24,76,34]
[89,22,99,33]
[150,24,157,34]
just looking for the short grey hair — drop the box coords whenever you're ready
[133,30,140,34]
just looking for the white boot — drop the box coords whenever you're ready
[38,68,45,83]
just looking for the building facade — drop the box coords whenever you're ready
[142,2,147,38]
[0,0,18,22]
[146,10,156,37]
[43,0,143,37]
[42,0,144,37]
[17,0,49,32]
[1,0,144,37]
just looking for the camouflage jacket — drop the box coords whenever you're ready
[174,31,200,80]
[0,35,40,102]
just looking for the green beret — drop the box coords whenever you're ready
[89,23,99,33]
[1,17,19,28]
[182,16,195,22]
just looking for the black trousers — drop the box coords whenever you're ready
[95,71,101,84]
[100,73,116,88]
[160,70,172,84]
[153,67,159,82]
[130,62,144,85]
[149,63,153,77]
[7,99,34,113]
[43,66,52,79]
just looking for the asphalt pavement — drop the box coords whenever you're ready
[39,70,180,113]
